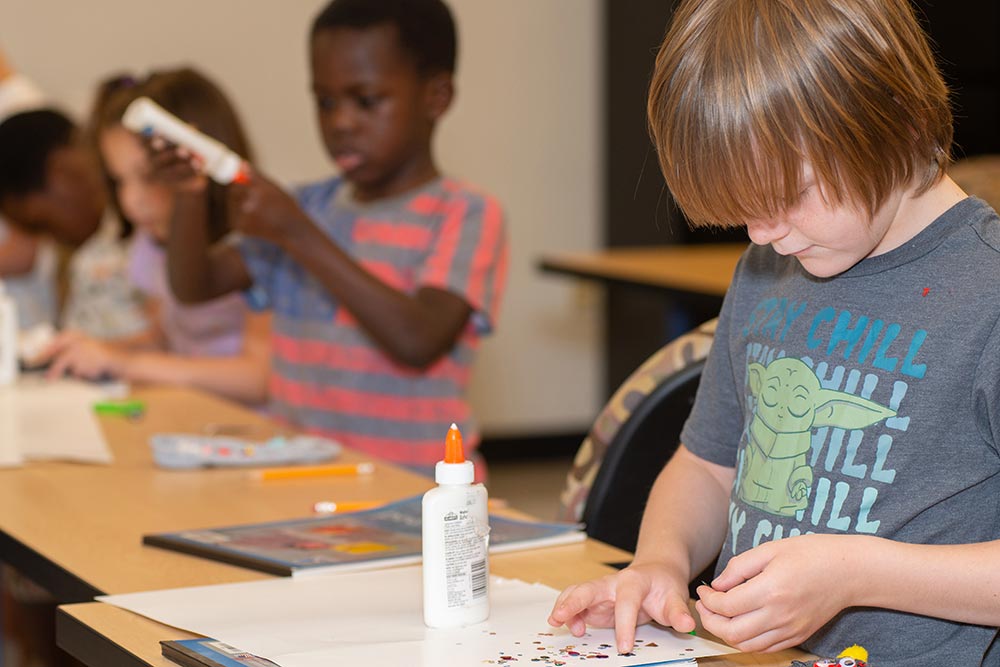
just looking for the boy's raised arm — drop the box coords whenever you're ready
[146,141,252,303]
[230,172,473,369]
[166,190,252,303]
[548,445,734,654]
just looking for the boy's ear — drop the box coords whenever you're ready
[423,72,454,121]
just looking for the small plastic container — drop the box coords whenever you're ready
[421,423,490,628]
[0,281,19,386]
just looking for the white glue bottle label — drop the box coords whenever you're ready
[121,97,250,185]
[422,423,490,628]
[0,280,19,385]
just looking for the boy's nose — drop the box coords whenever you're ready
[746,216,790,246]
[330,105,359,132]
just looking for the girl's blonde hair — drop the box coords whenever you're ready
[648,0,952,228]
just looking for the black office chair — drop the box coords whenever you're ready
[581,356,706,554]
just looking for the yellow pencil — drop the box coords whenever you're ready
[254,462,376,481]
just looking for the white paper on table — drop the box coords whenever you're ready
[0,377,114,466]
[98,566,737,666]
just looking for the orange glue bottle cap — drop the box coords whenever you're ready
[436,423,473,484]
[444,423,464,463]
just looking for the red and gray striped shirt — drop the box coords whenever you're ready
[240,176,508,470]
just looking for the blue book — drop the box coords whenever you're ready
[143,494,585,577]
[161,637,700,667]
[160,638,278,667]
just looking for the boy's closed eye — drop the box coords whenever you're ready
[356,94,384,111]
[313,92,386,114]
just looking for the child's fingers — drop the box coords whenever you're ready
[661,594,696,633]
[696,582,763,618]
[37,334,75,362]
[549,579,619,631]
[710,546,771,591]
[611,579,644,653]
[695,600,786,653]
[45,350,75,380]
[548,583,594,626]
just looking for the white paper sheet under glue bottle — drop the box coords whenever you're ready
[97,566,737,667]
[0,377,114,466]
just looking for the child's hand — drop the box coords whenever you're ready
[229,171,315,246]
[695,534,865,653]
[145,135,208,194]
[44,334,127,381]
[547,562,696,655]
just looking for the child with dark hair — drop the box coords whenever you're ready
[0,52,58,331]
[549,0,1000,664]
[0,99,147,341]
[157,0,507,475]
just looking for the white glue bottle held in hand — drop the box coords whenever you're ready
[0,280,19,386]
[422,423,490,628]
[121,97,250,185]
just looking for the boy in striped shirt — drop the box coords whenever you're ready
[156,0,507,475]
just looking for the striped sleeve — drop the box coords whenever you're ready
[237,179,340,312]
[417,190,508,334]
[238,235,281,311]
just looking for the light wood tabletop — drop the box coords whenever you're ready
[0,383,807,666]
[539,243,748,297]
[0,385,434,600]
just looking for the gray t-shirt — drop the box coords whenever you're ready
[682,197,1000,665]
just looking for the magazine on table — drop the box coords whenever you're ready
[143,494,585,577]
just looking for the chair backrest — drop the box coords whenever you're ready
[582,356,706,553]
[558,319,716,546]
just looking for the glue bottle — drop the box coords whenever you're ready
[422,423,490,628]
[0,280,19,386]
[121,97,250,185]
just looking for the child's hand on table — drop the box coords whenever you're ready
[43,331,126,381]
[547,561,696,655]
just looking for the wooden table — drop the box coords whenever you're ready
[57,545,807,667]
[0,385,434,601]
[0,383,804,666]
[539,243,747,297]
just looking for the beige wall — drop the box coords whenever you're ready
[0,0,604,435]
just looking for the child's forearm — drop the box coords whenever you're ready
[166,193,214,301]
[121,351,269,405]
[281,218,469,368]
[633,445,734,581]
[851,536,1000,626]
[167,193,250,303]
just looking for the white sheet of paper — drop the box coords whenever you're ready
[0,377,114,466]
[99,566,737,666]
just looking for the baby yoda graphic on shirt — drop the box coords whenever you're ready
[738,357,896,517]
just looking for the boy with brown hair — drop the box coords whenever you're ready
[549,0,1000,664]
